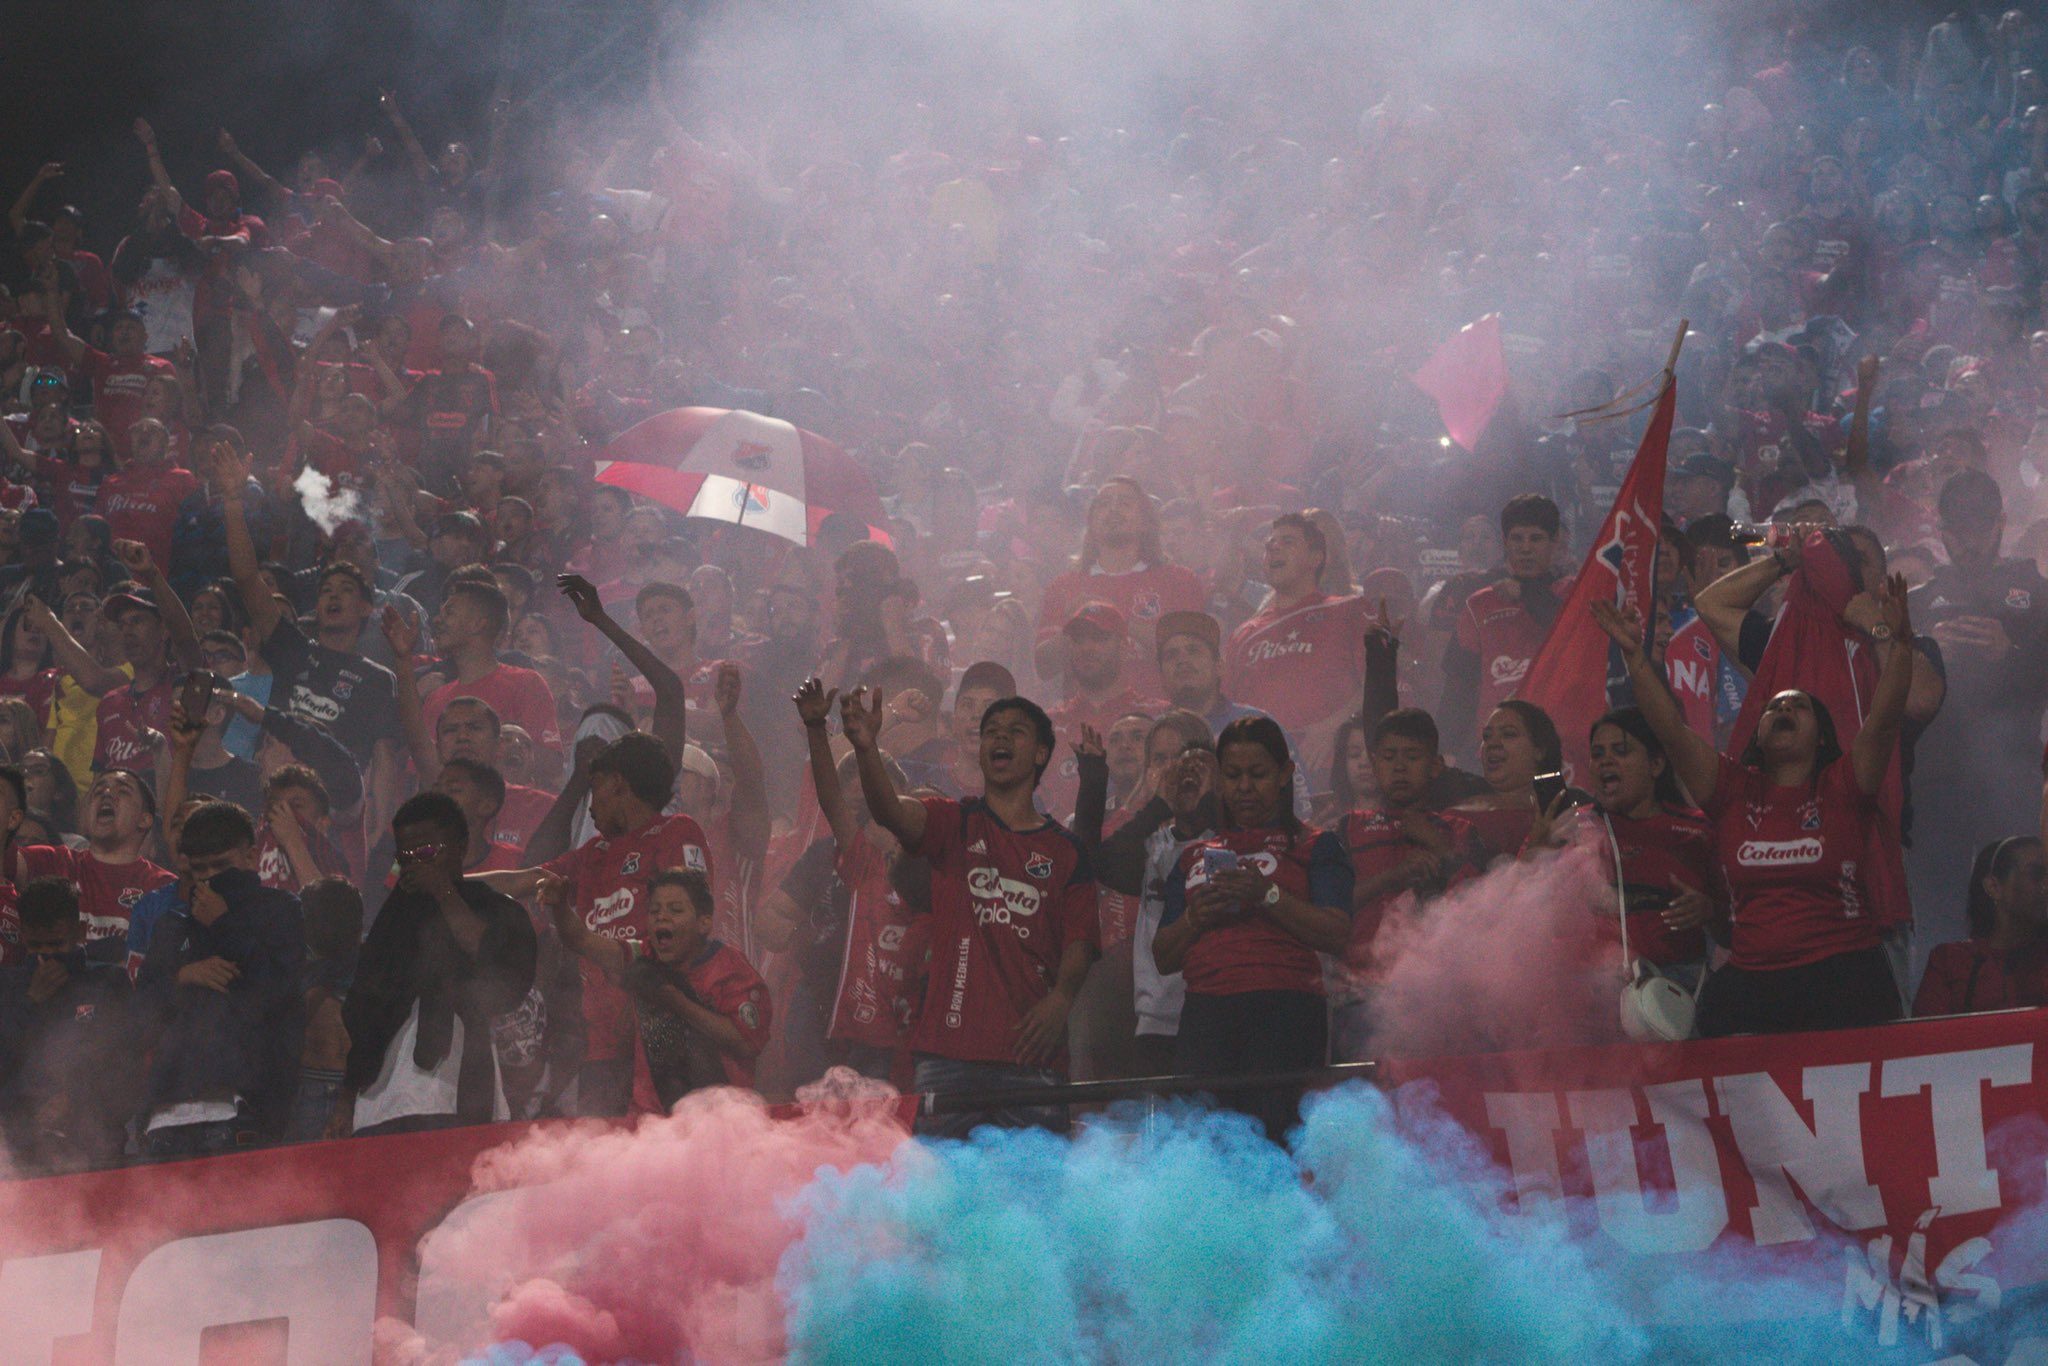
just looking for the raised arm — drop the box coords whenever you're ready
[9,162,61,235]
[842,688,925,847]
[558,574,688,762]
[113,539,201,671]
[23,594,126,698]
[794,678,856,847]
[377,90,436,184]
[214,130,287,205]
[1594,598,1722,805]
[213,441,283,639]
[1852,574,1915,797]
[714,662,770,866]
[1361,597,1403,734]
[1842,355,1884,515]
[1695,539,1798,663]
[132,120,179,203]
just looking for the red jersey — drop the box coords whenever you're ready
[78,349,173,455]
[542,813,713,1061]
[5,845,174,956]
[494,783,556,854]
[626,938,771,1111]
[1339,806,1479,965]
[254,822,348,893]
[34,457,109,521]
[828,838,928,1049]
[1223,593,1370,734]
[91,675,175,771]
[1566,807,1723,966]
[1454,579,1565,730]
[423,665,562,754]
[907,796,1097,1066]
[1453,802,1538,866]
[98,463,200,570]
[1037,562,1207,693]
[0,670,57,724]
[1161,825,1353,996]
[1704,754,1882,971]
[1913,939,2048,1017]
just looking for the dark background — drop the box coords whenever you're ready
[0,0,672,253]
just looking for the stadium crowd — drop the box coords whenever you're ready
[6,1,2048,1167]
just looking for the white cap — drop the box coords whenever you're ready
[679,743,721,787]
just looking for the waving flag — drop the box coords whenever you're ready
[1411,313,1507,450]
[593,407,887,548]
[1514,370,1676,780]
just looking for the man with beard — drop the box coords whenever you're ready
[1036,477,1204,696]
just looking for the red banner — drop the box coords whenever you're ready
[5,1012,2047,1360]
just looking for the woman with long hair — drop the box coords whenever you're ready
[1913,837,2048,1015]
[1449,698,1569,864]
[1153,715,1352,1131]
[0,697,45,763]
[1315,715,1375,825]
[1528,708,1725,989]
[1594,578,1914,1036]
[0,604,57,721]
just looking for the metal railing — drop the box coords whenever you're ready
[914,1061,1380,1117]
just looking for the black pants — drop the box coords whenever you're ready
[1695,946,1903,1038]
[1174,990,1326,1142]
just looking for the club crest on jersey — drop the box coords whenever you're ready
[1132,591,1162,621]
[2008,587,2032,611]
[1025,852,1054,880]
[684,846,706,872]
[620,852,642,876]
[332,679,354,701]
[1800,801,1822,832]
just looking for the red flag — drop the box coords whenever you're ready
[1514,375,1676,781]
[1411,313,1507,450]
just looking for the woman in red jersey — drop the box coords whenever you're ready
[1449,699,1567,865]
[1594,577,1914,1037]
[1914,837,2048,1016]
[1154,715,1352,1132]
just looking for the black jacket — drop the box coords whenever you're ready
[136,869,305,1138]
[344,879,536,1123]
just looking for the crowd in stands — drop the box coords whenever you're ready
[7,1,2048,1167]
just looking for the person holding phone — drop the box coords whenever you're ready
[1593,577,1916,1037]
[1524,708,1727,995]
[1445,700,1574,865]
[1154,715,1352,1135]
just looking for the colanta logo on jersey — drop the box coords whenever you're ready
[1736,838,1824,867]
[289,685,343,725]
[967,866,1042,935]
[588,887,636,928]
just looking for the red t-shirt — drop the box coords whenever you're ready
[1705,754,1883,970]
[907,796,1097,1066]
[0,670,57,724]
[78,349,173,455]
[828,838,928,1050]
[1222,593,1370,734]
[98,463,200,571]
[1339,806,1479,965]
[92,675,175,772]
[3,845,175,957]
[1036,562,1207,693]
[1454,580,1564,731]
[1913,939,2048,1017]
[34,456,109,522]
[1162,824,1353,997]
[1568,807,1723,967]
[494,783,556,854]
[626,938,771,1112]
[423,664,562,753]
[541,813,713,1061]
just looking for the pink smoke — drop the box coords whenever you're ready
[421,1072,912,1362]
[1370,843,1620,1058]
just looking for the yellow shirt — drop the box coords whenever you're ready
[48,662,131,789]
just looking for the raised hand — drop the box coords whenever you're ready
[793,677,837,727]
[715,660,742,716]
[1367,595,1404,645]
[111,539,154,578]
[556,573,605,623]
[1075,723,1105,759]
[380,602,419,657]
[1589,598,1646,663]
[33,162,62,184]
[216,129,238,157]
[839,687,884,752]
[1875,571,1913,641]
[1855,353,1880,393]
[133,118,156,151]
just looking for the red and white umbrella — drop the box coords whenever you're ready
[593,407,886,548]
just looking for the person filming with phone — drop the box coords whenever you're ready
[1153,715,1352,1135]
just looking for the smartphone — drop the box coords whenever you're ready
[1201,847,1240,878]
[1532,771,1568,812]
[180,670,218,722]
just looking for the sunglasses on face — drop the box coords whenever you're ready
[396,842,445,864]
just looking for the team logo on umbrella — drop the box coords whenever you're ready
[732,483,774,516]
[732,440,773,472]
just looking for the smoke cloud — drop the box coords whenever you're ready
[1368,843,1620,1059]
[294,465,366,537]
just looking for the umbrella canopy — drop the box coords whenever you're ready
[593,407,886,547]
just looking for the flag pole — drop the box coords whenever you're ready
[1663,318,1689,379]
